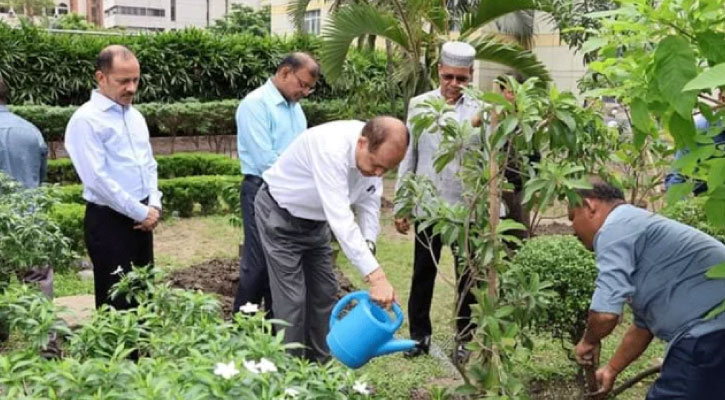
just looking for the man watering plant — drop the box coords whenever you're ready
[570,178,725,399]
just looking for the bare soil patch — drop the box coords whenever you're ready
[167,258,357,319]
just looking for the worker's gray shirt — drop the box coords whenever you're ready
[0,106,47,188]
[590,204,725,343]
[394,89,481,216]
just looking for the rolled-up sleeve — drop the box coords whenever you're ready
[65,117,149,222]
[590,228,637,315]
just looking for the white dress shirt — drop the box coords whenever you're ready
[263,120,382,276]
[65,90,162,222]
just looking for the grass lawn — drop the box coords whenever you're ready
[52,208,665,398]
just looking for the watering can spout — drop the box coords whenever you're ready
[374,339,418,357]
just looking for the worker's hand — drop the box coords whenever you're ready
[134,206,160,232]
[365,268,396,309]
[394,217,410,235]
[575,338,600,366]
[589,365,617,397]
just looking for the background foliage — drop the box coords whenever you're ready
[0,22,397,106]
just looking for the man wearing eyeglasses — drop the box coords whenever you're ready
[234,52,319,318]
[394,41,481,364]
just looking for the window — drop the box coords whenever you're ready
[105,6,164,17]
[170,0,175,21]
[56,2,69,15]
[303,9,320,35]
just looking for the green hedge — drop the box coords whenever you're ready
[49,203,86,254]
[508,235,597,346]
[0,23,395,106]
[54,175,242,218]
[10,99,400,143]
[47,153,241,184]
[661,197,725,243]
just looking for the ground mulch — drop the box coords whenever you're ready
[167,258,357,319]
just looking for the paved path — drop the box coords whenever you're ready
[54,295,95,328]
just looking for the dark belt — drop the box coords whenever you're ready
[244,174,264,186]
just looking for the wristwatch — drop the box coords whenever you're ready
[366,240,376,256]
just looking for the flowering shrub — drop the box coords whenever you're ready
[0,267,372,399]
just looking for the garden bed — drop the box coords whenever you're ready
[167,258,358,319]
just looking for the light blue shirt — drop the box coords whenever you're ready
[236,79,307,177]
[0,105,47,188]
[590,204,725,343]
[64,90,162,222]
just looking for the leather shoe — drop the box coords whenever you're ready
[452,342,471,365]
[404,335,431,358]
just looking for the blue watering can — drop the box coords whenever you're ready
[327,291,417,369]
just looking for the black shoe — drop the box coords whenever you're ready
[404,335,431,358]
[452,342,471,365]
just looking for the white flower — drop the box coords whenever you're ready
[239,302,259,314]
[353,380,370,396]
[284,388,300,398]
[257,357,278,373]
[607,120,619,128]
[110,266,124,276]
[244,359,260,374]
[213,361,239,379]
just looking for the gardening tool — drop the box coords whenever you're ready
[327,291,417,369]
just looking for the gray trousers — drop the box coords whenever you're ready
[254,184,338,362]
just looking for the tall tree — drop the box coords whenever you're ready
[209,4,270,36]
[318,0,551,115]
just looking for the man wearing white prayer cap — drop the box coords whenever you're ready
[393,41,481,364]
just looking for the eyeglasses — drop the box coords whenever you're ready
[293,72,316,93]
[440,73,471,83]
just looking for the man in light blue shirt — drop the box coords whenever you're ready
[0,76,47,189]
[570,179,725,399]
[65,45,162,310]
[233,53,319,316]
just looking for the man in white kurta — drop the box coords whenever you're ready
[256,117,408,361]
[394,41,482,362]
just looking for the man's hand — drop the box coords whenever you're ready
[591,364,618,397]
[394,217,410,235]
[575,338,600,366]
[365,267,396,309]
[134,206,160,232]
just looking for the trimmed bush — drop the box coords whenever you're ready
[53,175,243,218]
[47,153,241,184]
[660,197,725,243]
[49,203,86,253]
[10,98,401,143]
[0,23,396,106]
[508,235,596,346]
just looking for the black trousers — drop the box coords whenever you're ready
[408,223,477,342]
[233,175,273,317]
[84,201,153,310]
[646,329,725,399]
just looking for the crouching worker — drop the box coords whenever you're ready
[569,178,725,399]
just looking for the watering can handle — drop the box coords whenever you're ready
[329,291,369,330]
[390,301,404,331]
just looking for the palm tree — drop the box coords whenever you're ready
[318,0,551,115]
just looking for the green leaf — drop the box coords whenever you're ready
[668,112,697,150]
[705,262,725,279]
[470,34,551,84]
[654,35,698,119]
[695,32,725,65]
[580,37,607,55]
[707,159,725,194]
[704,197,725,228]
[683,63,725,92]
[629,97,650,134]
[460,0,537,37]
[704,300,725,320]
[665,182,695,204]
